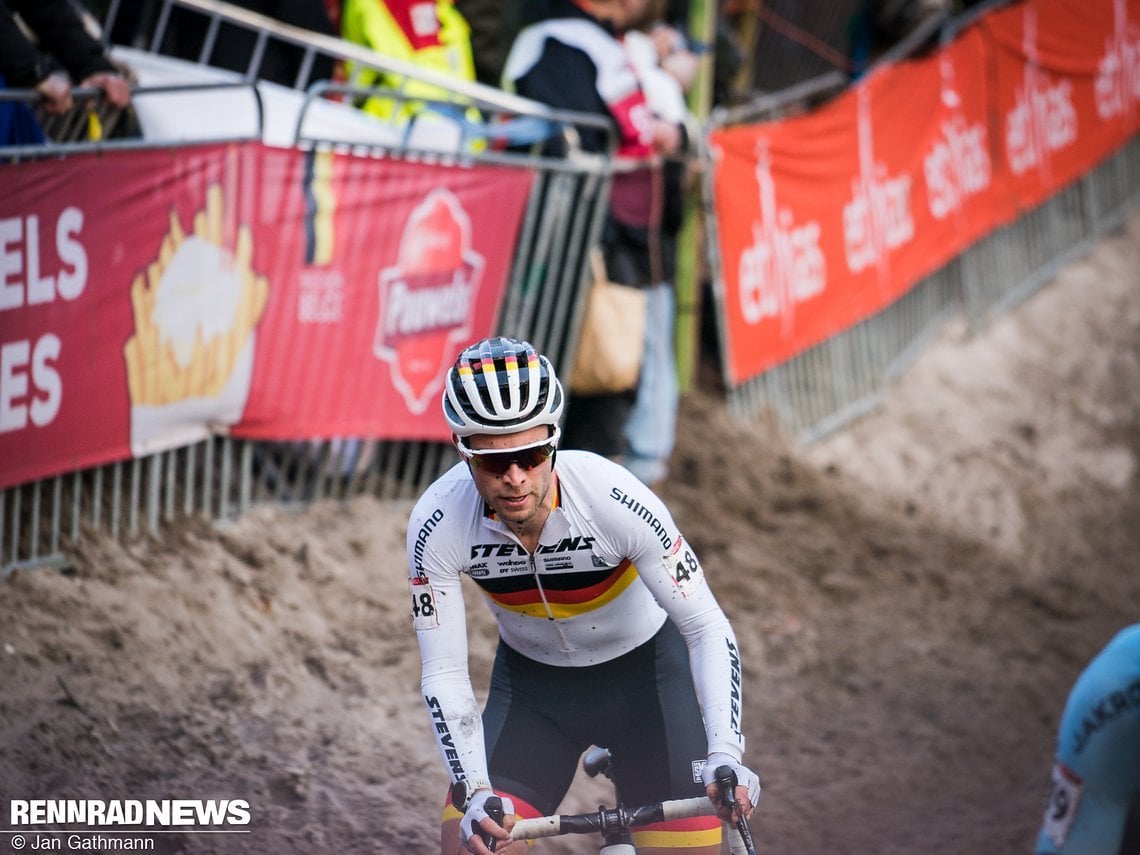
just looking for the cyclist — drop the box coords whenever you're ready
[406,337,761,855]
[1036,622,1140,854]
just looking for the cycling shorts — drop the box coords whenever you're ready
[483,619,712,814]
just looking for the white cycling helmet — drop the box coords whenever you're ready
[443,337,565,437]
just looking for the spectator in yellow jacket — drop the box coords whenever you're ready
[341,0,477,123]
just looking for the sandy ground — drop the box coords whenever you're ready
[2,211,1138,855]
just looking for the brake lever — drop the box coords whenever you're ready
[451,782,505,854]
[714,765,757,855]
[480,796,504,853]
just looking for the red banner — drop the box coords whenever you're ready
[0,143,532,490]
[233,147,529,442]
[986,0,1137,209]
[710,23,1004,384]
[709,0,1138,386]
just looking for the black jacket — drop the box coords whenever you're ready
[505,0,683,285]
[0,0,115,88]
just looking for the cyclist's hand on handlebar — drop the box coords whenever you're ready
[701,753,761,824]
[459,789,515,854]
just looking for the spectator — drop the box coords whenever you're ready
[0,0,131,118]
[616,0,701,486]
[340,0,477,122]
[502,0,683,471]
[0,74,47,148]
[454,0,522,88]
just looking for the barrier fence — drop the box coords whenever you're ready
[717,137,1139,442]
[1,0,620,573]
[0,133,614,573]
[705,0,1140,438]
[2,0,1138,575]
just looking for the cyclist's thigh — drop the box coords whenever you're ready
[615,627,723,853]
[606,621,710,806]
[481,642,587,815]
[632,817,722,855]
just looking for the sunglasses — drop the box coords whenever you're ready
[458,432,558,476]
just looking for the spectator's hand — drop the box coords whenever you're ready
[651,24,700,92]
[662,49,700,92]
[81,72,132,109]
[36,72,74,115]
[649,23,686,62]
[650,117,682,156]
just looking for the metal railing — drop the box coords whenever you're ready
[11,0,1122,576]
[703,0,1140,443]
[105,0,552,115]
[0,79,266,161]
[1,0,628,574]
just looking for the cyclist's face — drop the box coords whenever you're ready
[462,426,555,532]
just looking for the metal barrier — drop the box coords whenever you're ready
[0,79,265,160]
[0,0,626,575]
[704,0,1139,444]
[12,0,1127,576]
[719,136,1140,444]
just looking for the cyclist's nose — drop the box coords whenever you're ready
[500,462,528,482]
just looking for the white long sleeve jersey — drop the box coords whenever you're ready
[406,449,746,792]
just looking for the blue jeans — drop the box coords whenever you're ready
[0,75,47,147]
[623,283,678,485]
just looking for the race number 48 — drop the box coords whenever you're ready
[664,537,704,598]
[409,576,440,630]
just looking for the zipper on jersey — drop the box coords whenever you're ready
[529,552,555,621]
[528,553,575,655]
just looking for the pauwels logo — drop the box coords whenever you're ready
[373,189,485,413]
[1005,6,1078,179]
[733,139,826,337]
[1095,0,1140,123]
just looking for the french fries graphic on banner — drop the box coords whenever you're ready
[124,185,268,456]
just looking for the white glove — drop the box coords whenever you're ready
[702,752,762,808]
[459,789,515,851]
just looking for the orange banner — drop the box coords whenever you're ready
[710,0,1137,385]
[986,0,1138,209]
[710,23,1002,383]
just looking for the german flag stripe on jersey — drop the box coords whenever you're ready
[479,560,638,618]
